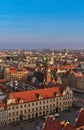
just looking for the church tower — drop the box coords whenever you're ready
[50,51,54,65]
[44,53,52,84]
[46,64,52,84]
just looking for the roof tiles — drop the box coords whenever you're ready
[8,86,63,103]
[76,109,84,128]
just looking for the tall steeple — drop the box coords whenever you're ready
[56,75,62,85]
[46,64,52,84]
[44,53,52,84]
[50,51,54,65]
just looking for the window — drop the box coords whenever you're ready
[32,108,34,112]
[24,115,26,119]
[20,110,23,114]
[46,110,48,113]
[24,104,26,107]
[70,101,72,104]
[16,117,19,120]
[36,102,38,105]
[43,106,45,109]
[12,118,15,121]
[9,119,11,122]
[8,107,11,110]
[32,103,34,106]
[16,111,18,115]
[43,111,45,115]
[47,100,48,103]
[64,95,66,100]
[32,114,34,118]
[60,98,61,101]
[39,112,41,116]
[12,112,15,116]
[50,104,52,108]
[16,106,18,109]
[47,105,48,108]
[28,109,30,112]
[43,101,45,104]
[39,101,41,105]
[12,106,15,110]
[36,107,38,111]
[28,115,30,119]
[50,110,52,113]
[20,105,22,108]
[9,113,11,116]
[24,110,26,113]
[28,104,30,107]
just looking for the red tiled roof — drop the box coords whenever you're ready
[76,109,84,128]
[0,79,7,83]
[9,67,17,73]
[43,116,62,130]
[8,87,64,103]
[65,125,76,130]
[43,118,76,130]
[42,109,84,130]
[0,103,7,109]
[22,67,27,72]
[52,64,78,70]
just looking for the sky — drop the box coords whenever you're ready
[0,0,84,49]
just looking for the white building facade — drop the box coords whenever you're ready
[6,86,73,124]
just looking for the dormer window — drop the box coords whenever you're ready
[38,94,43,100]
[62,90,66,95]
[18,98,23,103]
[66,87,70,93]
[54,92,57,97]
[9,94,13,99]
[36,93,43,100]
[56,93,59,97]
[7,94,15,105]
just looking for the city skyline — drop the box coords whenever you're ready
[0,0,84,49]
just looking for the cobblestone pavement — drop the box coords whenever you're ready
[58,109,80,125]
[0,118,44,130]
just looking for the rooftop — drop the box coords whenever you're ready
[8,86,64,104]
[43,109,84,130]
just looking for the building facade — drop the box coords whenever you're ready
[0,104,7,125]
[69,73,84,90]
[4,67,29,81]
[6,86,73,124]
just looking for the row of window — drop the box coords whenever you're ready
[8,102,59,111]
[8,96,72,111]
[8,101,72,117]
[63,94,73,99]
[8,104,59,116]
[8,98,58,110]
[63,101,72,105]
[8,109,58,123]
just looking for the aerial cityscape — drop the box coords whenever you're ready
[0,0,84,130]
